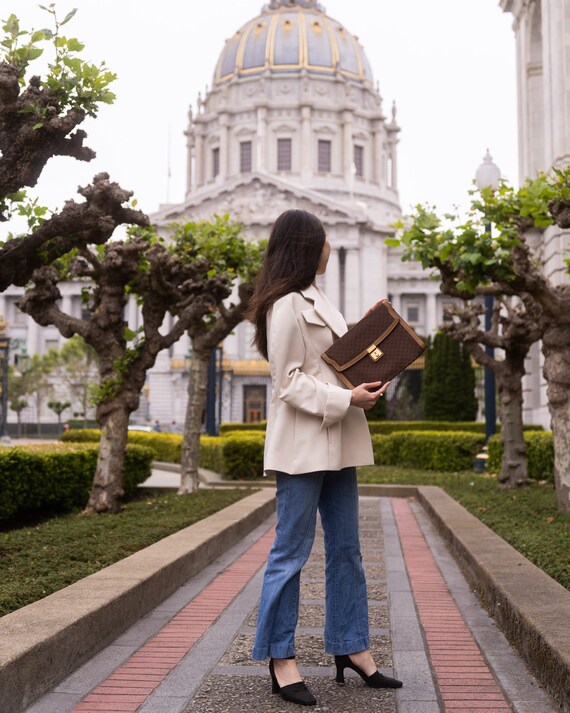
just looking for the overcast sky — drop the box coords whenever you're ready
[5,0,518,232]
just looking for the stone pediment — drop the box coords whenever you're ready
[151,172,370,228]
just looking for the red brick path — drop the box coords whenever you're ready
[70,498,516,713]
[71,528,276,713]
[392,498,512,713]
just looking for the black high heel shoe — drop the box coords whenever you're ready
[269,658,317,706]
[334,654,403,688]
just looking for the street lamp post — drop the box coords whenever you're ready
[475,150,501,443]
[205,346,223,436]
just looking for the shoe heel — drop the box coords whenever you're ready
[335,665,345,685]
[269,659,280,694]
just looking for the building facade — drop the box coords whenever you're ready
[3,0,512,428]
[147,0,443,426]
[500,0,570,427]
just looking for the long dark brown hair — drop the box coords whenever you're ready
[247,209,326,359]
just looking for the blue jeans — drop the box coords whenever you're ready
[252,467,369,660]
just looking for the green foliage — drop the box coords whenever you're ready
[1,6,116,117]
[371,431,485,471]
[0,443,152,523]
[391,169,570,293]
[199,433,265,479]
[422,333,478,421]
[47,399,71,416]
[367,421,542,435]
[0,191,51,233]
[171,214,265,287]
[358,465,570,591]
[61,428,183,463]
[199,436,226,474]
[221,433,265,479]
[60,427,100,442]
[0,488,254,615]
[487,431,554,482]
[220,421,267,433]
[89,345,144,405]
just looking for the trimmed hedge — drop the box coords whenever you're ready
[62,429,183,463]
[371,431,485,472]
[487,431,554,482]
[199,436,225,475]
[199,433,265,480]
[367,421,543,435]
[220,420,544,436]
[0,443,153,522]
[220,422,267,434]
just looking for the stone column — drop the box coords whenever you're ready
[342,110,353,182]
[184,105,194,196]
[185,133,194,196]
[373,120,384,186]
[26,317,39,355]
[256,106,267,172]
[194,122,205,188]
[426,292,438,335]
[219,113,229,181]
[326,245,340,309]
[344,249,360,324]
[390,292,402,315]
[301,105,311,178]
[388,138,398,190]
[127,296,138,331]
[61,293,72,317]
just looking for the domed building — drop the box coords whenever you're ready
[0,1,442,433]
[149,0,441,425]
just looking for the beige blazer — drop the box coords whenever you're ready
[264,284,374,475]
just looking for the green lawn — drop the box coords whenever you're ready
[358,465,570,591]
[0,488,256,616]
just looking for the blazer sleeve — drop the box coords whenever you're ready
[269,298,352,429]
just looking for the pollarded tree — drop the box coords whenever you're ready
[47,399,70,430]
[441,298,541,486]
[172,216,265,494]
[0,8,148,290]
[394,169,570,506]
[19,232,231,513]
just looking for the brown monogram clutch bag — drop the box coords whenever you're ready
[321,300,427,389]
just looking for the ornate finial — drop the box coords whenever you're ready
[391,101,397,121]
[0,314,7,335]
[187,105,193,123]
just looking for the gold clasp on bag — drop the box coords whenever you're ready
[367,344,384,362]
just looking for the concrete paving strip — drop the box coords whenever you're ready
[410,500,560,713]
[416,485,570,712]
[5,481,568,713]
[0,488,276,713]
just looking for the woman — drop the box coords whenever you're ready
[247,209,403,706]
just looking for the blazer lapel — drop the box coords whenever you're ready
[300,285,347,338]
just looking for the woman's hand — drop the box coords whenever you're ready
[363,298,389,318]
[350,381,391,410]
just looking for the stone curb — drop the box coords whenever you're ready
[415,484,570,713]
[0,488,276,713]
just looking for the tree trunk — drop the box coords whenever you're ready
[542,332,570,511]
[179,347,211,494]
[84,405,129,514]
[496,362,530,487]
[17,412,21,438]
